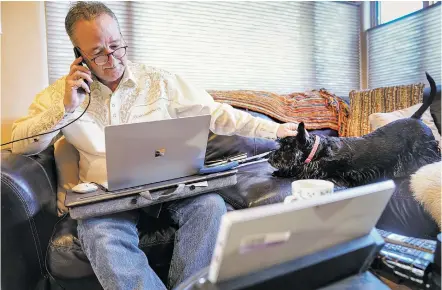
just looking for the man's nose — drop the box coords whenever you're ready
[107,53,116,67]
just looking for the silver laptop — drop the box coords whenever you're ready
[104,114,212,191]
[208,180,395,283]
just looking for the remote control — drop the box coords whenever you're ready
[383,243,434,263]
[379,248,431,281]
[377,229,437,253]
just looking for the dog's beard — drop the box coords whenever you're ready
[268,149,312,178]
[268,149,303,170]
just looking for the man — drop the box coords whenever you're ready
[11,2,300,289]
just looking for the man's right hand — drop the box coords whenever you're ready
[64,56,93,113]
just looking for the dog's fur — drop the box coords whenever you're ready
[268,72,441,188]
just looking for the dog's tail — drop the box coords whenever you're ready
[411,72,437,119]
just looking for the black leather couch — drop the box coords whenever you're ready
[2,88,441,290]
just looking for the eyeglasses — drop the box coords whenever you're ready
[89,46,128,65]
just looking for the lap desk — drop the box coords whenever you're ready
[66,170,237,220]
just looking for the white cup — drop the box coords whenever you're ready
[284,179,334,204]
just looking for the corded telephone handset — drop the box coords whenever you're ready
[73,47,91,93]
[73,47,83,64]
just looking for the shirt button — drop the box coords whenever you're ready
[113,114,116,117]
[112,104,115,107]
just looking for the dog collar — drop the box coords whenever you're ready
[304,135,320,164]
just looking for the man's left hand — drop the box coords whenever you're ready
[276,123,300,138]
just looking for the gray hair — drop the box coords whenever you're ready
[65,1,120,45]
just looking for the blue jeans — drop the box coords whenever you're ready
[77,193,227,290]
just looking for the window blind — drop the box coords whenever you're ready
[367,3,441,89]
[45,1,360,96]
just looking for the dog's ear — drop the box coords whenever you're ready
[296,122,307,143]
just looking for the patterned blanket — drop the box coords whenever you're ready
[208,89,350,136]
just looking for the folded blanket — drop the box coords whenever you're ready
[208,89,350,136]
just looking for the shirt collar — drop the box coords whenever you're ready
[120,61,138,87]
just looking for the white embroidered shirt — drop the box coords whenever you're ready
[11,61,280,186]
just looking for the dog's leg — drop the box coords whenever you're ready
[272,169,292,178]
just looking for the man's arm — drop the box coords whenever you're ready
[169,74,284,139]
[10,77,77,155]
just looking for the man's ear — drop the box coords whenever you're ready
[296,122,307,143]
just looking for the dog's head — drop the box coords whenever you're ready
[268,122,316,171]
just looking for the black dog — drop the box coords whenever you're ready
[268,72,441,188]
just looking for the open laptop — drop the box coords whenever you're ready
[208,180,395,284]
[65,114,236,207]
[104,114,212,191]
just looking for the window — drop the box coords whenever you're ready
[367,2,441,89]
[377,1,424,24]
[45,2,361,96]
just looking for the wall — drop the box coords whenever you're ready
[1,2,48,145]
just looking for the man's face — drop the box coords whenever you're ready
[72,14,127,84]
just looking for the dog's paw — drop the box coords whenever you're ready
[272,170,289,178]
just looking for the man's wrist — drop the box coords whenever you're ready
[63,102,76,113]
[256,120,280,140]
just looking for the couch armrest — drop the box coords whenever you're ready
[1,146,59,290]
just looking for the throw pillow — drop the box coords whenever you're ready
[346,83,425,137]
[369,103,441,146]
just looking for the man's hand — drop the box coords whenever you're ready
[276,122,300,138]
[64,56,93,113]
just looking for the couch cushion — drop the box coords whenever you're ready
[219,161,292,208]
[369,103,441,146]
[346,83,425,137]
[218,161,348,209]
